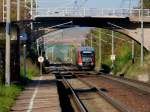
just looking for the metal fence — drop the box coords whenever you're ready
[34,8,150,18]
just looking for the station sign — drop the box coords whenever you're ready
[111,55,116,61]
[38,56,44,63]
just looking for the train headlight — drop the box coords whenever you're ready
[79,63,82,66]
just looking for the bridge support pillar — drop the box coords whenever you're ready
[0,23,20,83]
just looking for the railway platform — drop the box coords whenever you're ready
[11,75,61,112]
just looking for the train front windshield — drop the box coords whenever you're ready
[81,53,93,62]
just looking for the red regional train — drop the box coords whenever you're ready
[77,46,95,70]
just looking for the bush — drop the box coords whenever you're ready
[0,84,23,112]
[0,67,4,84]
[20,57,39,80]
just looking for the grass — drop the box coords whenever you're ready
[0,56,39,112]
[85,28,133,72]
[126,54,150,79]
[20,57,40,80]
[0,84,23,112]
[113,44,132,74]
[85,28,150,82]
[0,0,27,22]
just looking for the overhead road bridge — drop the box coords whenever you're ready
[33,8,150,51]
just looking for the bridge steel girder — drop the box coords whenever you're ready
[34,17,150,51]
[34,17,132,28]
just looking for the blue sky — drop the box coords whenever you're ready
[38,0,139,9]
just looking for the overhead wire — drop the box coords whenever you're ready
[119,0,133,8]
[73,0,88,8]
[38,0,75,8]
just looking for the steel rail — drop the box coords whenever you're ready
[59,70,88,112]
[57,66,135,112]
[81,69,150,94]
[100,75,150,94]
[73,70,150,94]
[72,73,134,112]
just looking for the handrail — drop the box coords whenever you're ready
[33,8,150,18]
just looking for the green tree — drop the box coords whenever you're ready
[0,0,35,21]
[143,0,150,8]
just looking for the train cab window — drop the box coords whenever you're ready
[81,53,93,62]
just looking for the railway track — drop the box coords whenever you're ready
[51,65,150,112]
[99,75,150,94]
[69,69,150,94]
[57,67,133,112]
[59,73,88,112]
[79,75,150,112]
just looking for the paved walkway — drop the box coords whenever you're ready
[11,75,61,112]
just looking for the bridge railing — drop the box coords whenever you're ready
[34,8,150,18]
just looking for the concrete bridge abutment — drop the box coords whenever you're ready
[115,23,150,51]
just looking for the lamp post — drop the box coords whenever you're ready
[24,0,27,19]
[30,0,33,30]
[111,30,115,69]
[36,39,39,56]
[3,0,6,22]
[90,33,92,47]
[140,0,144,66]
[17,0,20,21]
[35,0,38,16]
[52,47,54,62]
[23,44,27,79]
[132,40,135,63]
[129,0,131,15]
[99,29,102,69]
[5,0,11,85]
